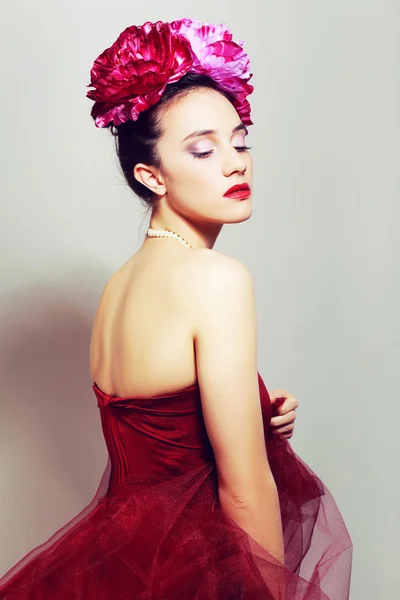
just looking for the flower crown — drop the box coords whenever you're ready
[86,18,254,128]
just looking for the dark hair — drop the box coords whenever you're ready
[106,73,237,211]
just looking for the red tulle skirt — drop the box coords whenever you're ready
[0,435,352,599]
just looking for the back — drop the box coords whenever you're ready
[94,240,280,555]
[90,241,202,398]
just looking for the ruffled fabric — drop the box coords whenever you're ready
[0,373,352,599]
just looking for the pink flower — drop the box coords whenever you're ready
[170,18,254,124]
[87,21,193,127]
[87,19,254,127]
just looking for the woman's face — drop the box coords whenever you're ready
[151,87,253,227]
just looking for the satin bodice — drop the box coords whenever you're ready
[93,372,272,494]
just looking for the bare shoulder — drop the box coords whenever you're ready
[179,248,255,328]
[186,247,250,271]
[182,248,253,293]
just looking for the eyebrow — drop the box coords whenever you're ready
[182,123,248,143]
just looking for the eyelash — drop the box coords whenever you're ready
[191,146,252,159]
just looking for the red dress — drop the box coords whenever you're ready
[0,372,352,599]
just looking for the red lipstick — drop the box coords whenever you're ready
[223,183,251,199]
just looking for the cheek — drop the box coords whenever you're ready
[166,163,221,214]
[171,159,217,192]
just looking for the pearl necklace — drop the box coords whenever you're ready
[146,227,191,248]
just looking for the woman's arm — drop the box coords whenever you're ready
[189,249,284,564]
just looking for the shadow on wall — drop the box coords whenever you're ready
[0,281,108,576]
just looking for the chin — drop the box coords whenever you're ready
[227,202,253,223]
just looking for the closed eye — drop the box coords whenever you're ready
[191,146,252,159]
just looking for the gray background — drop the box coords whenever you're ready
[0,1,399,598]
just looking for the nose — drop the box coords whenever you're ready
[222,145,247,177]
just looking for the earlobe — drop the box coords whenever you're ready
[133,163,166,196]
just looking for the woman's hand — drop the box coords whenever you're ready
[269,389,299,439]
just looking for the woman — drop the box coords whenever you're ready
[0,18,352,599]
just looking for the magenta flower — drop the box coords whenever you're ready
[87,19,254,127]
[87,21,193,127]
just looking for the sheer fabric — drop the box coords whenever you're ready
[0,372,352,599]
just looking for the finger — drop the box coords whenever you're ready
[271,423,295,437]
[270,410,297,427]
[271,432,294,439]
[272,396,299,415]
[269,389,288,397]
[269,389,288,404]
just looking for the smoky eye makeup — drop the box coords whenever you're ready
[188,141,214,153]
[188,135,251,159]
[190,149,214,159]
[190,147,251,159]
[184,124,251,159]
[188,147,214,159]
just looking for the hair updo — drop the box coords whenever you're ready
[105,73,237,212]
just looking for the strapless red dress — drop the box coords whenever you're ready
[0,372,352,599]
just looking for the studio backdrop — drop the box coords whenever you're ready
[0,2,398,599]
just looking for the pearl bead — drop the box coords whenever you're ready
[146,228,191,248]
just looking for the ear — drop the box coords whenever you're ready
[133,163,166,197]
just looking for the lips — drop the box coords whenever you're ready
[223,183,251,198]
